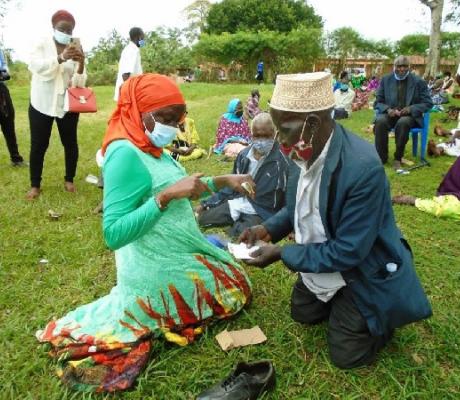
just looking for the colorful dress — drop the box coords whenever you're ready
[36,139,252,392]
[168,117,206,162]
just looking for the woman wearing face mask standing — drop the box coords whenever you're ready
[26,10,86,199]
[36,74,254,392]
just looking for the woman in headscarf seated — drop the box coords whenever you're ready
[166,111,206,162]
[213,98,251,157]
[36,74,253,393]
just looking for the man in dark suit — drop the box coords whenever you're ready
[240,72,432,369]
[374,55,432,170]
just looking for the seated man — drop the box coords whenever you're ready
[374,55,432,170]
[167,113,206,162]
[333,72,355,119]
[196,112,289,238]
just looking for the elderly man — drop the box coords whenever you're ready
[240,72,432,369]
[374,55,432,170]
[197,112,289,238]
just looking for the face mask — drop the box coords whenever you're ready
[340,83,349,92]
[145,115,178,148]
[278,116,314,161]
[235,110,243,118]
[138,39,145,48]
[252,139,274,155]
[54,29,72,45]
[393,68,409,81]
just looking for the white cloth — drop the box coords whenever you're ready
[333,88,355,114]
[228,147,260,221]
[28,37,87,118]
[114,42,142,101]
[294,132,346,302]
[437,137,460,157]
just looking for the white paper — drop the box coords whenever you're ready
[228,243,259,260]
[85,174,99,185]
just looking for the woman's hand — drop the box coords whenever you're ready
[157,173,210,207]
[214,174,256,199]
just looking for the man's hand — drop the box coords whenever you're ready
[238,225,271,247]
[244,244,282,268]
[400,106,411,116]
[387,108,399,118]
[215,174,256,199]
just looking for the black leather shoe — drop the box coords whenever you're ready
[197,360,275,400]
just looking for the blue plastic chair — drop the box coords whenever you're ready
[374,111,430,161]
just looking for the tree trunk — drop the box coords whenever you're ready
[422,0,444,79]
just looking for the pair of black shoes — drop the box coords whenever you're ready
[197,360,275,400]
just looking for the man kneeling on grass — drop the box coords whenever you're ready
[240,72,432,369]
[196,112,290,238]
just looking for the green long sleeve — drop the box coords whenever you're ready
[102,141,161,250]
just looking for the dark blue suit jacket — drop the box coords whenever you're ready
[263,124,432,337]
[374,72,432,127]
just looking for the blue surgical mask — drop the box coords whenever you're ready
[54,29,72,45]
[340,83,349,92]
[252,139,274,156]
[138,39,145,48]
[145,116,178,148]
[393,69,410,81]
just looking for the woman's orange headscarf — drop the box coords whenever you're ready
[102,73,185,158]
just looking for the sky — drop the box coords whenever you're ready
[1,0,457,62]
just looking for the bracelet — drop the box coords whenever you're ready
[154,195,167,211]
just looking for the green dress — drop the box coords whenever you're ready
[37,140,252,392]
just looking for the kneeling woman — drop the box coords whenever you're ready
[36,74,253,392]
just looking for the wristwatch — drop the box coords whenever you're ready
[154,195,167,211]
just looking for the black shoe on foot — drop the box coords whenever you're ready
[197,360,275,400]
[11,160,28,167]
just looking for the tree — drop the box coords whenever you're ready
[419,0,444,78]
[205,0,322,34]
[396,34,430,55]
[183,0,211,42]
[326,27,366,71]
[445,0,460,25]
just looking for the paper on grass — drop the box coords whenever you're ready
[227,243,259,260]
[215,326,267,351]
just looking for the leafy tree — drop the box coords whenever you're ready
[326,27,367,71]
[183,0,211,42]
[396,34,430,55]
[205,0,322,34]
[193,28,323,80]
[440,31,460,59]
[445,0,460,25]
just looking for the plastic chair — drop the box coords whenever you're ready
[374,111,430,161]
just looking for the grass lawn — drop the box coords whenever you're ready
[1,82,459,399]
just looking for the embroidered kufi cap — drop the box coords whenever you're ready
[270,72,335,112]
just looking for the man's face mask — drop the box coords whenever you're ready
[278,115,314,161]
[394,64,410,81]
[138,39,146,48]
[252,138,274,156]
[340,83,349,92]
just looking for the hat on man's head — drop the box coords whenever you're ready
[270,72,335,113]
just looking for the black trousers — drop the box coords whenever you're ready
[198,201,263,238]
[0,83,23,162]
[374,114,416,163]
[28,104,79,188]
[290,274,389,369]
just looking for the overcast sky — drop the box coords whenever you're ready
[1,0,457,62]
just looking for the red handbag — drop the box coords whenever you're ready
[64,87,97,113]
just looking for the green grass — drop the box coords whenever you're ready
[1,82,460,399]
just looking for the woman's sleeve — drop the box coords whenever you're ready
[28,42,60,80]
[103,143,162,250]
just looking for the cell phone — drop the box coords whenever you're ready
[70,37,81,47]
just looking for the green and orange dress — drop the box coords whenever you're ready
[36,139,252,392]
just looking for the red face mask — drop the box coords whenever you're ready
[278,116,314,161]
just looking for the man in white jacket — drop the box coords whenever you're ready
[114,27,144,101]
